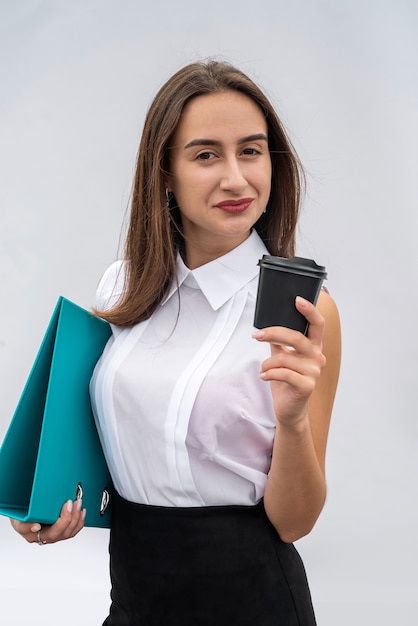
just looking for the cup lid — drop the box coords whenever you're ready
[258,255,327,280]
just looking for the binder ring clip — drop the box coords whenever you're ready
[100,489,110,516]
[75,483,83,501]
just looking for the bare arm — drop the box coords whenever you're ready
[253,291,341,543]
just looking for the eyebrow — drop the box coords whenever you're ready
[183,133,268,150]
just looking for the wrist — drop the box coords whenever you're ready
[275,412,311,436]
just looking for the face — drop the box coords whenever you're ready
[168,90,272,268]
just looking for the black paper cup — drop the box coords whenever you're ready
[253,255,327,334]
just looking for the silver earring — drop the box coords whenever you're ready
[166,188,173,210]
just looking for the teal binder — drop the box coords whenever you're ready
[0,297,113,528]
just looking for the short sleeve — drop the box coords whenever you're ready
[95,260,127,311]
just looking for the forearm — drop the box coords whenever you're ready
[263,413,326,543]
[256,294,340,543]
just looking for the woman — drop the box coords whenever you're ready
[11,60,341,625]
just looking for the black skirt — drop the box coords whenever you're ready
[102,492,316,626]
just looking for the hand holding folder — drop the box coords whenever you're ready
[0,297,113,528]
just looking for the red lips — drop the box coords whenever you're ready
[215,198,253,213]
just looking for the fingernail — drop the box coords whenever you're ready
[258,372,267,380]
[296,296,309,308]
[252,330,265,339]
[66,500,73,513]
[82,509,87,521]
[31,524,41,533]
[75,498,82,511]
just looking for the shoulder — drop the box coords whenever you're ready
[95,260,128,311]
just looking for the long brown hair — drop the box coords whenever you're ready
[97,60,304,326]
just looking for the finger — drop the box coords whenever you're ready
[259,367,317,395]
[295,296,325,346]
[40,499,86,544]
[253,326,310,354]
[259,357,324,388]
[53,499,86,540]
[56,498,86,538]
[260,351,321,379]
[10,518,42,543]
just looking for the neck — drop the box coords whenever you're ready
[182,232,251,269]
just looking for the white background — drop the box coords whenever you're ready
[1,1,417,623]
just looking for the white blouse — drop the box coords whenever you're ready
[90,230,277,507]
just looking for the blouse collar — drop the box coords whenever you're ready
[163,230,269,311]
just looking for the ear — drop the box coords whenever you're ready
[164,168,174,188]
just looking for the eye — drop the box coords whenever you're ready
[242,147,261,156]
[196,151,216,161]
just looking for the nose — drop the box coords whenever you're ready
[219,157,247,192]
